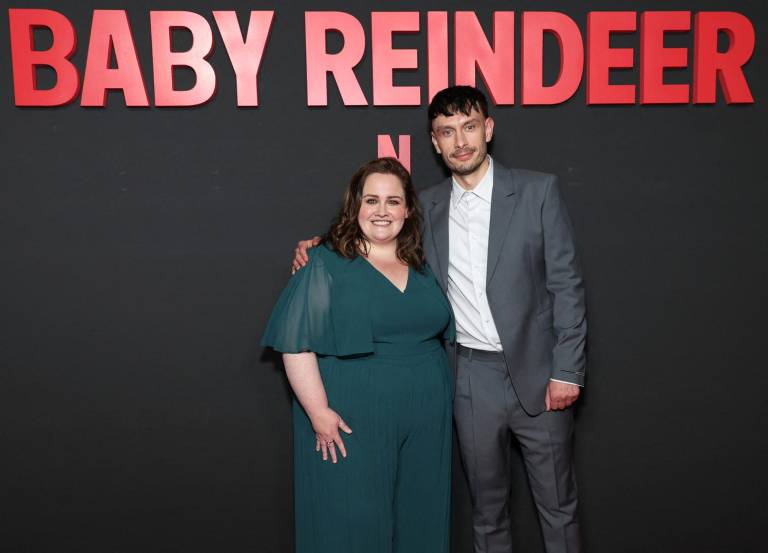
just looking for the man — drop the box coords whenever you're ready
[293,85,586,553]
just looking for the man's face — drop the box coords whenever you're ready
[430,108,494,177]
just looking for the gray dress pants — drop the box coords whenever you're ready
[454,347,581,553]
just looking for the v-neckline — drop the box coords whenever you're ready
[361,257,410,294]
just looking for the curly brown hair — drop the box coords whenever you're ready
[323,157,425,271]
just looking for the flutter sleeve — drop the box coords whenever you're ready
[260,249,336,355]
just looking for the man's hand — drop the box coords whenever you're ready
[545,380,580,411]
[291,236,322,274]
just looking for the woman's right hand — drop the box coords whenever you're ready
[291,236,322,274]
[309,407,352,463]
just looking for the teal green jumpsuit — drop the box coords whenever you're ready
[262,244,454,553]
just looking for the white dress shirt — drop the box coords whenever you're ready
[447,157,503,351]
[447,156,579,386]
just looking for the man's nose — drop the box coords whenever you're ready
[455,129,467,148]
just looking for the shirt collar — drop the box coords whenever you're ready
[451,156,494,207]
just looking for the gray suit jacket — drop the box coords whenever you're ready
[418,161,587,415]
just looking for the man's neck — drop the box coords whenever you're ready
[453,155,490,191]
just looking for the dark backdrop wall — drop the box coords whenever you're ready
[1,1,766,552]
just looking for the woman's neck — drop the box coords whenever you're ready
[365,240,399,262]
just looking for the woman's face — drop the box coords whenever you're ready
[357,172,409,247]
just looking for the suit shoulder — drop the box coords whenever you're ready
[502,167,557,201]
[507,167,556,186]
[418,180,450,204]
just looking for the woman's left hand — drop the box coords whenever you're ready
[310,406,352,463]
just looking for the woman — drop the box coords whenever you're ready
[261,158,454,553]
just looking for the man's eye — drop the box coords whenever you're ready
[442,130,453,137]
[465,125,476,131]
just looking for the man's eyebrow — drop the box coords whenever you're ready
[436,118,481,130]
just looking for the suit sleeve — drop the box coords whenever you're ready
[542,176,587,386]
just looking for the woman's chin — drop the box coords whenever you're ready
[363,232,398,246]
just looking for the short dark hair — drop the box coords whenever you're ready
[428,86,489,122]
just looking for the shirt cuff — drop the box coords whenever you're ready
[550,378,584,388]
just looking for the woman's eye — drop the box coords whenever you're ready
[366,198,377,204]
[388,200,401,206]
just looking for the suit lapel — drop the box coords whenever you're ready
[486,165,518,286]
[428,179,451,290]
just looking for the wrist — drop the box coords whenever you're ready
[306,403,330,422]
[551,371,585,387]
